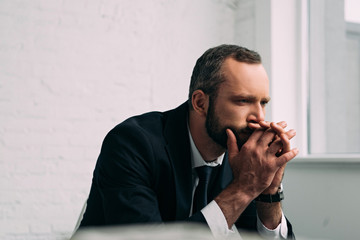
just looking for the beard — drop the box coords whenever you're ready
[205,98,253,149]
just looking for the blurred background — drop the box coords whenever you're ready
[0,0,359,239]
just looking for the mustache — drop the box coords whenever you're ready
[240,126,254,134]
[231,126,254,135]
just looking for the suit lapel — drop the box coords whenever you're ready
[162,102,235,219]
[163,102,193,219]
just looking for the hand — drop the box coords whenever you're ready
[261,122,296,194]
[226,122,298,199]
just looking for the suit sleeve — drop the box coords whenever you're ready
[94,125,163,224]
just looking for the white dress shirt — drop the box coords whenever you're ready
[188,128,288,239]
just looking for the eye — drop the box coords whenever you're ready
[261,100,269,106]
[236,99,251,104]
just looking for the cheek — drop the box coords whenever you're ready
[221,108,248,125]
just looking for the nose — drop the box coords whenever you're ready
[247,103,265,123]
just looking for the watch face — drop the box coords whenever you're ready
[279,191,284,200]
[278,183,283,193]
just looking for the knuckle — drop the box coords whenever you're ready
[241,142,253,153]
[257,138,266,146]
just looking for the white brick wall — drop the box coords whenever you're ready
[0,0,238,239]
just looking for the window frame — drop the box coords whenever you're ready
[266,0,360,162]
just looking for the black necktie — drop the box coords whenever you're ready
[193,166,213,213]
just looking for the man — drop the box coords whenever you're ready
[79,45,298,239]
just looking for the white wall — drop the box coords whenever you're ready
[0,1,237,239]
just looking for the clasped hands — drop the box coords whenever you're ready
[226,121,298,199]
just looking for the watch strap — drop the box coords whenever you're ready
[255,191,284,203]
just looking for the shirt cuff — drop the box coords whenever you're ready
[256,211,288,239]
[201,200,241,239]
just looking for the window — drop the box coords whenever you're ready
[236,0,359,157]
[308,0,360,154]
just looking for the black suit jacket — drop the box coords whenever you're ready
[80,102,294,237]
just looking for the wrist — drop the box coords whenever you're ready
[256,202,282,229]
[262,182,283,194]
[229,181,259,202]
[215,182,255,228]
[256,184,284,203]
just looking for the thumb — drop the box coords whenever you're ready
[226,129,239,157]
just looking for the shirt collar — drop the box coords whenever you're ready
[187,124,225,169]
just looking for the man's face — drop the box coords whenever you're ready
[205,59,270,149]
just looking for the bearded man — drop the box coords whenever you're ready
[78,44,298,239]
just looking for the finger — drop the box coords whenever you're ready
[258,121,271,128]
[268,134,280,147]
[248,122,263,129]
[270,122,286,136]
[271,122,295,139]
[276,148,299,166]
[267,138,284,155]
[255,127,279,147]
[246,127,272,146]
[271,123,296,153]
[284,129,296,141]
[280,129,296,144]
[268,135,292,156]
[226,129,239,157]
[262,165,286,194]
[254,121,288,147]
[278,129,296,153]
[269,131,296,156]
[249,121,278,129]
[257,121,287,129]
[276,121,287,129]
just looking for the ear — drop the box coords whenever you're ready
[191,90,209,117]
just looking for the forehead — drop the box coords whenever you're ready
[218,58,269,98]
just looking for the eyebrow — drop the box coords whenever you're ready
[231,94,271,102]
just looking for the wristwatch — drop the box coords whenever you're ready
[255,184,284,203]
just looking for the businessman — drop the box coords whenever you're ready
[79,44,298,239]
